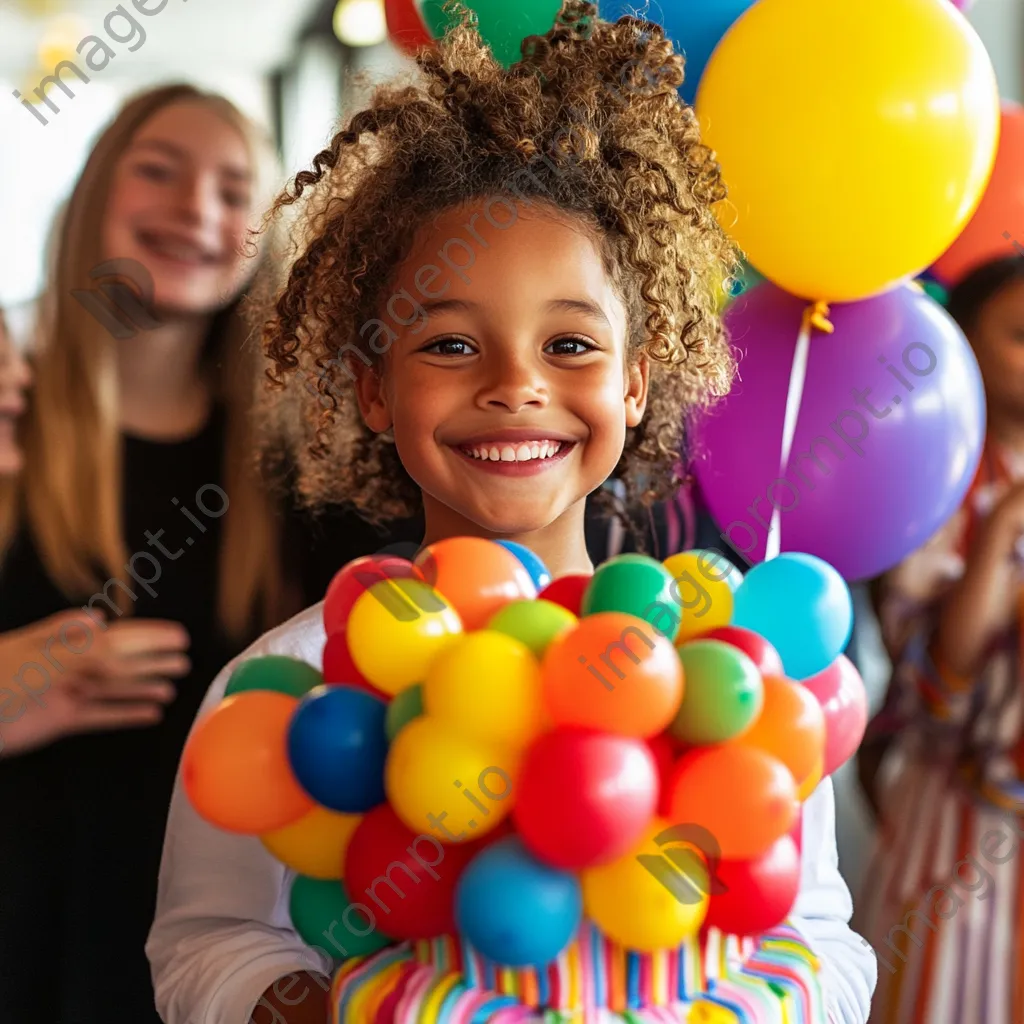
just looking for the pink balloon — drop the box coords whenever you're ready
[800,655,868,776]
[949,0,974,10]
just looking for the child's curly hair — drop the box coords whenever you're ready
[257,1,738,526]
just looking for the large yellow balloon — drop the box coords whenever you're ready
[347,579,463,695]
[385,716,517,841]
[696,0,1000,302]
[260,806,361,880]
[423,631,545,749]
[582,818,709,951]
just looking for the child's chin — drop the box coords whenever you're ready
[468,507,560,538]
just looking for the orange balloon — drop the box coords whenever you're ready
[736,676,825,793]
[667,746,798,861]
[415,537,537,631]
[934,103,1024,286]
[182,692,313,834]
[541,612,684,738]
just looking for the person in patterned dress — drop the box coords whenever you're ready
[856,255,1024,1023]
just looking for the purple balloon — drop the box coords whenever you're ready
[692,282,985,581]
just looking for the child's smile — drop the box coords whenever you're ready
[354,201,648,568]
[451,430,578,477]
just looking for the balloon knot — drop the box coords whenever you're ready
[803,301,834,335]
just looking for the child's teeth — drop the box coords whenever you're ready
[466,441,565,461]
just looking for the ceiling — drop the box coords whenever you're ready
[0,0,326,77]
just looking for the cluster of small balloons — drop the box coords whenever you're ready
[182,537,868,967]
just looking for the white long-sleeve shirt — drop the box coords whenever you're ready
[147,602,877,1024]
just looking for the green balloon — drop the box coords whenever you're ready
[581,554,679,638]
[921,279,949,307]
[224,655,323,699]
[487,599,577,658]
[385,684,424,742]
[289,876,391,960]
[422,0,565,67]
[671,640,764,745]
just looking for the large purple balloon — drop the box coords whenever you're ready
[692,282,985,581]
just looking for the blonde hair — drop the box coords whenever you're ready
[0,84,287,639]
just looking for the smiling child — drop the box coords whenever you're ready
[147,6,875,1022]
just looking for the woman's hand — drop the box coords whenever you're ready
[0,610,190,758]
[933,482,1024,679]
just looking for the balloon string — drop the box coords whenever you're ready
[765,301,834,561]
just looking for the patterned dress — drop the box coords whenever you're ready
[856,444,1024,1024]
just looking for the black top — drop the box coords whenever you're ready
[0,407,245,1023]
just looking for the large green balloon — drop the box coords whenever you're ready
[580,554,679,639]
[487,599,577,659]
[289,876,391,960]
[224,655,323,699]
[421,0,565,67]
[670,640,764,745]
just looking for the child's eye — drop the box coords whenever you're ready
[546,336,597,356]
[421,337,476,356]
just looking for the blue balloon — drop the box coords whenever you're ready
[731,553,853,681]
[455,837,581,967]
[287,685,388,812]
[496,540,551,590]
[600,0,755,106]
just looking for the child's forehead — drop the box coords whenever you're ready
[393,200,624,313]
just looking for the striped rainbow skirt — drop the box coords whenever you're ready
[329,921,827,1023]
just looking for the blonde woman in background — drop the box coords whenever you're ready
[0,85,295,1024]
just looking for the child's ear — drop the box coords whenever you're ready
[353,362,393,434]
[624,353,650,428]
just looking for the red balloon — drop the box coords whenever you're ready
[705,835,801,936]
[701,626,784,677]
[538,574,591,616]
[384,0,433,56]
[514,728,658,869]
[801,655,868,776]
[343,804,478,940]
[323,556,423,636]
[322,630,388,700]
[647,733,677,817]
[933,103,1024,286]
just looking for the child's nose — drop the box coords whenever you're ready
[476,354,549,413]
[477,374,548,413]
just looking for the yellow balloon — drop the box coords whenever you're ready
[385,716,517,841]
[423,631,544,749]
[797,755,824,802]
[582,818,708,951]
[347,579,463,695]
[663,550,741,643]
[696,0,1000,302]
[260,806,361,880]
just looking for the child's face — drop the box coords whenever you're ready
[357,202,648,536]
[972,277,1024,419]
